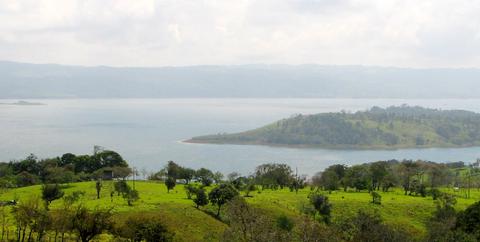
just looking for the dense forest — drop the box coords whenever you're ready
[188,105,480,149]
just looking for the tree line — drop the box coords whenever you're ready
[0,151,131,188]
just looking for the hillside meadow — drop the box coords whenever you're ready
[1,180,479,241]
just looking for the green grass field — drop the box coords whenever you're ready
[1,181,479,241]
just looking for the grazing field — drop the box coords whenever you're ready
[1,181,479,241]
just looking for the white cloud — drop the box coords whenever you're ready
[0,0,479,67]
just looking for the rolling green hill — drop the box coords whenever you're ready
[1,181,479,241]
[187,106,480,149]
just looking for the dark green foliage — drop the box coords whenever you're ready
[123,188,139,206]
[208,184,239,216]
[191,106,480,148]
[371,191,381,205]
[309,193,332,224]
[166,161,181,179]
[255,163,293,190]
[184,184,199,199]
[193,189,209,209]
[72,206,113,242]
[276,214,294,232]
[456,201,480,240]
[112,213,173,242]
[426,193,459,242]
[95,180,102,199]
[114,180,129,196]
[41,184,64,208]
[347,210,413,242]
[196,168,214,186]
[165,177,176,193]
[344,165,371,192]
[1,150,130,188]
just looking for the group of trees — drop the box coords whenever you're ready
[0,150,131,188]
[149,161,224,187]
[6,194,172,242]
[311,159,479,197]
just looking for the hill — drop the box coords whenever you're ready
[1,181,478,241]
[4,61,480,98]
[187,106,480,149]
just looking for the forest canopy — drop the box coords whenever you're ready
[187,105,480,149]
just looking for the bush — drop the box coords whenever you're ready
[184,184,199,199]
[193,189,209,209]
[112,213,173,242]
[309,193,332,224]
[209,184,239,217]
[371,191,381,205]
[41,184,64,208]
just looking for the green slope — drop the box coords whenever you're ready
[1,181,479,241]
[187,106,480,149]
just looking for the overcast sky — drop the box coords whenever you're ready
[0,0,479,67]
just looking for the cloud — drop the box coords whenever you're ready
[0,0,479,67]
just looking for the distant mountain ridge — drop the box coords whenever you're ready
[2,61,480,98]
[186,106,480,149]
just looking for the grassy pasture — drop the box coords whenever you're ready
[1,181,479,241]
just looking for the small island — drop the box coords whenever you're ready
[0,100,45,106]
[186,105,480,149]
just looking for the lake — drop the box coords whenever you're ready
[1,98,480,176]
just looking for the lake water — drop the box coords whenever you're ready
[1,98,480,176]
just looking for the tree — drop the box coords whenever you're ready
[179,168,196,184]
[95,180,102,199]
[227,172,241,182]
[208,184,239,217]
[193,189,209,209]
[213,171,224,184]
[41,184,64,209]
[344,165,371,191]
[369,161,388,191]
[184,184,198,199]
[11,197,48,242]
[309,193,331,224]
[222,196,280,242]
[123,188,139,206]
[255,163,293,190]
[398,160,420,195]
[94,150,128,168]
[112,166,132,180]
[371,191,381,205]
[165,161,181,179]
[196,168,214,186]
[426,193,461,242]
[114,180,129,196]
[350,210,413,242]
[72,206,113,242]
[165,177,176,193]
[112,213,173,242]
[456,201,480,240]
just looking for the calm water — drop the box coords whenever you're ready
[1,98,480,176]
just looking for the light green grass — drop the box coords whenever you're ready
[1,182,479,241]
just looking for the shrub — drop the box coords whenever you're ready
[309,193,332,224]
[41,183,64,208]
[193,189,209,209]
[112,213,173,242]
[209,184,239,217]
[371,191,381,205]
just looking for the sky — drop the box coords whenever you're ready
[0,0,479,67]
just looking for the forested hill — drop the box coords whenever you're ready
[186,106,480,149]
[4,61,480,98]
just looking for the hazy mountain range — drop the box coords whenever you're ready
[1,61,480,99]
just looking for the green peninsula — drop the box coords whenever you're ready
[186,105,480,149]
